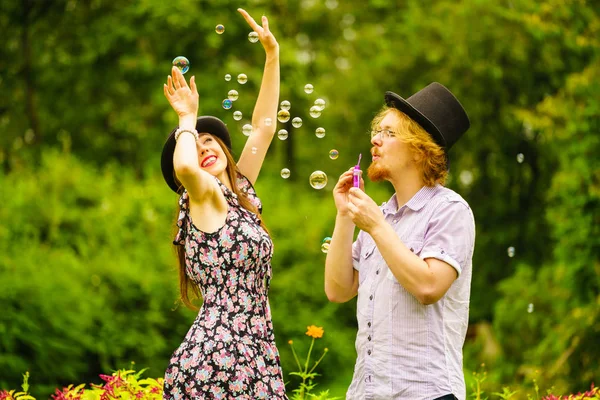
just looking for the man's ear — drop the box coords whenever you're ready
[412,149,422,163]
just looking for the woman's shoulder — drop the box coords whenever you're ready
[236,171,263,213]
[236,172,256,194]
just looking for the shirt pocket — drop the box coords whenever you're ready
[358,244,377,284]
[385,240,424,283]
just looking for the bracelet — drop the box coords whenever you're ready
[175,128,199,141]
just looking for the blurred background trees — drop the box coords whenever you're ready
[0,0,598,397]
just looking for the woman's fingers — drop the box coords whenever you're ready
[190,75,197,95]
[172,68,182,89]
[238,8,259,31]
[167,76,175,95]
[262,15,269,33]
[175,67,188,89]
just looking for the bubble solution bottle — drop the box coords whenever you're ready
[353,154,362,188]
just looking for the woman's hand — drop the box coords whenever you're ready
[238,8,279,55]
[163,66,199,119]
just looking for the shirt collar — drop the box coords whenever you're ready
[381,184,440,215]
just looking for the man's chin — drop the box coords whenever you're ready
[367,164,389,182]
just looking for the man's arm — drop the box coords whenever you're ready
[369,222,457,305]
[324,213,359,303]
[348,188,473,305]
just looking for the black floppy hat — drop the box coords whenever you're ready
[161,116,231,193]
[384,82,470,152]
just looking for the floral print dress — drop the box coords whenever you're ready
[163,174,287,400]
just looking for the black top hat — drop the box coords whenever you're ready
[384,82,470,152]
[161,116,231,193]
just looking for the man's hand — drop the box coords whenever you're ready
[347,187,384,233]
[333,168,364,217]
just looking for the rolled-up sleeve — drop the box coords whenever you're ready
[420,200,475,276]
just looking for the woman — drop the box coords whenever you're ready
[160,8,287,399]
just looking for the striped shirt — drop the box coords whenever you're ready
[348,184,475,400]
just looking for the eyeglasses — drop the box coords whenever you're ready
[370,129,398,140]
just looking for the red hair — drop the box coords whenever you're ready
[371,107,448,186]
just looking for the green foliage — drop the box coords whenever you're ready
[50,368,163,400]
[0,151,195,397]
[287,326,338,400]
[0,372,35,400]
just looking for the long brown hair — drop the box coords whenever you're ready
[371,107,448,186]
[173,135,268,310]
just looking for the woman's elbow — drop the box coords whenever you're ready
[173,162,198,178]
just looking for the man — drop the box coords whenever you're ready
[324,82,475,400]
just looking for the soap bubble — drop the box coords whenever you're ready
[277,110,290,123]
[507,246,515,257]
[222,99,232,110]
[309,170,328,189]
[329,149,339,159]
[304,83,314,94]
[215,24,225,34]
[315,127,326,138]
[280,100,291,111]
[265,118,272,126]
[314,98,326,110]
[224,74,231,81]
[228,89,239,101]
[242,124,253,136]
[527,303,534,313]
[292,117,303,128]
[459,170,473,187]
[248,31,259,43]
[310,106,322,118]
[517,153,524,163]
[278,129,288,140]
[233,111,243,121]
[321,237,332,253]
[251,147,258,154]
[280,168,291,179]
[237,73,248,84]
[172,56,190,74]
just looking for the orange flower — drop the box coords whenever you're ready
[305,325,324,339]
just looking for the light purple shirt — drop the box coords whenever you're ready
[348,184,475,400]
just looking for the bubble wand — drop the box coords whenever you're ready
[353,153,362,188]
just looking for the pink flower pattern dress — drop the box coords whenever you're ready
[163,174,287,399]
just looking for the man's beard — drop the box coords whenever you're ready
[367,162,389,182]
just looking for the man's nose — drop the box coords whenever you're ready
[371,133,382,146]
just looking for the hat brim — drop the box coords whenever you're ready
[161,116,231,193]
[384,91,447,148]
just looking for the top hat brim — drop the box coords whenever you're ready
[384,91,447,148]
[161,116,231,193]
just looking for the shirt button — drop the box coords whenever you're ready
[368,335,371,341]
[410,247,414,252]
[368,322,371,327]
[376,269,380,275]
[369,295,373,300]
[368,350,372,355]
